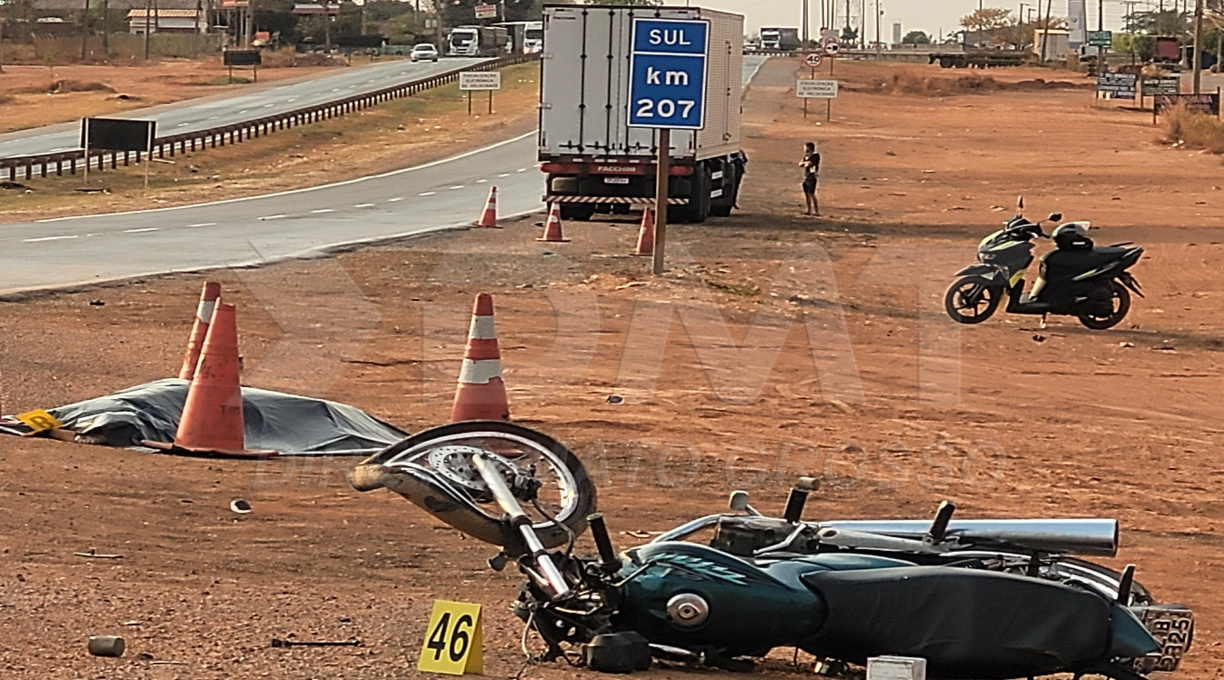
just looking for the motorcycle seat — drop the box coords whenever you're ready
[1042,246,1131,272]
[798,566,1112,678]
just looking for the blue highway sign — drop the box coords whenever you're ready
[628,18,709,129]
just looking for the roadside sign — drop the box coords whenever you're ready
[474,3,497,19]
[418,600,483,675]
[797,79,838,98]
[628,18,709,129]
[804,52,823,68]
[459,72,501,91]
[1096,72,1137,99]
[1142,76,1180,96]
[822,36,841,55]
[1088,30,1112,48]
[1155,92,1221,116]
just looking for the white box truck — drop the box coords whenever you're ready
[538,5,745,223]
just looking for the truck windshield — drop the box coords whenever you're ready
[525,28,542,40]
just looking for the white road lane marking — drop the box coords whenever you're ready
[354,203,376,208]
[188,222,217,228]
[419,191,436,196]
[259,214,287,221]
[288,98,298,102]
[516,168,528,172]
[476,178,488,183]
[311,208,335,214]
[498,173,510,177]
[24,235,78,242]
[449,185,464,190]
[123,227,159,233]
[176,123,188,127]
[388,197,404,202]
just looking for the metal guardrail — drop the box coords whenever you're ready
[0,54,538,182]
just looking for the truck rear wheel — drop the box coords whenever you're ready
[673,168,710,223]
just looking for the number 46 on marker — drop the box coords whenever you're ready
[418,600,483,675]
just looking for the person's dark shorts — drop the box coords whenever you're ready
[802,175,817,194]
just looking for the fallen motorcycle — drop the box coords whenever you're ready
[347,422,1192,679]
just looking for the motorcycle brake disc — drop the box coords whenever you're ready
[427,444,520,492]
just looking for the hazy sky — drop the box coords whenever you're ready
[692,0,1140,40]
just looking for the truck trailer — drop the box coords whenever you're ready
[538,5,745,223]
[760,26,800,51]
[497,20,544,53]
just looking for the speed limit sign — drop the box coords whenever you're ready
[803,52,823,68]
[822,36,841,55]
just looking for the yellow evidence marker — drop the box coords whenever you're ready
[17,409,63,436]
[418,600,483,675]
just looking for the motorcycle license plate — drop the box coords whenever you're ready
[1130,606,1194,673]
[603,177,630,185]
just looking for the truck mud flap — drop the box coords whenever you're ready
[543,196,689,205]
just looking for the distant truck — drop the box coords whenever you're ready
[538,5,746,223]
[447,26,509,57]
[497,21,543,54]
[760,27,800,51]
[929,48,1027,68]
[1153,36,1180,63]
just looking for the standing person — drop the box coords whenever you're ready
[799,141,820,216]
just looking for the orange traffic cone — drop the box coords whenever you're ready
[475,186,500,228]
[146,302,274,459]
[178,281,222,380]
[450,293,510,422]
[537,203,570,242]
[634,208,655,256]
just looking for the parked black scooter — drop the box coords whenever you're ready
[945,201,1144,329]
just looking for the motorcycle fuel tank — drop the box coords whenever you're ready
[616,542,828,656]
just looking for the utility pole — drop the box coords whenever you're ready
[323,1,330,51]
[1192,0,1203,93]
[1039,0,1051,61]
[875,0,881,53]
[144,0,151,59]
[81,0,91,61]
[102,0,109,54]
[246,0,255,47]
[1098,0,1103,31]
[803,0,809,47]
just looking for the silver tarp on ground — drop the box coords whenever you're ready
[5,378,407,456]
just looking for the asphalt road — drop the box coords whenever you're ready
[0,58,487,160]
[0,55,769,295]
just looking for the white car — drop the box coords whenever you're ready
[410,44,439,62]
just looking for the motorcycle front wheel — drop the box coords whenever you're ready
[353,421,596,549]
[944,276,1002,324]
[1078,281,1131,330]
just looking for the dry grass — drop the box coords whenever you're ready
[1161,102,1224,154]
[865,69,1001,96]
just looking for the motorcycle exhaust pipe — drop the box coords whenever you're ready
[820,518,1120,557]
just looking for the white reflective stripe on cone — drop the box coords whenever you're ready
[468,315,497,339]
[458,359,503,384]
[198,300,217,323]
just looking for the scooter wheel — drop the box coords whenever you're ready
[944,276,1002,324]
[1078,281,1131,330]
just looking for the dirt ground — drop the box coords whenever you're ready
[3,57,1224,679]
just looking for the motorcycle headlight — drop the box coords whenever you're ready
[979,252,996,262]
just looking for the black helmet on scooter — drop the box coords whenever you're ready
[1052,222,1093,251]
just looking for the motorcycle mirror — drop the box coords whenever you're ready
[1048,212,1062,223]
[1017,195,1024,210]
[729,490,760,516]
